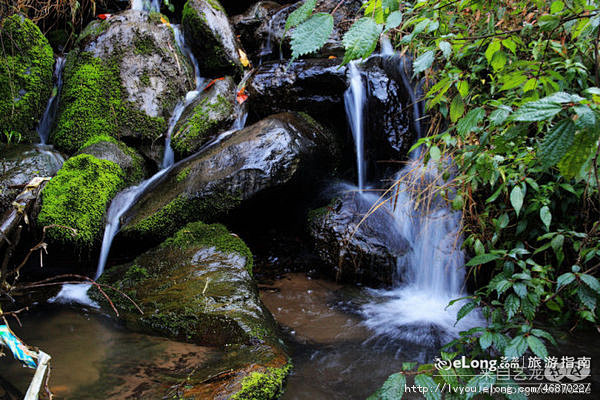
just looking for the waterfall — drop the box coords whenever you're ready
[344,62,367,191]
[131,0,160,12]
[37,56,65,144]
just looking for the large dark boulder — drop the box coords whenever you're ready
[182,0,244,76]
[0,144,64,216]
[51,10,195,157]
[247,59,347,118]
[119,112,337,244]
[308,187,410,286]
[0,15,54,143]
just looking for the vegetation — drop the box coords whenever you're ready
[289,0,600,398]
[230,364,293,400]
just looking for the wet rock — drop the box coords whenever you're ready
[308,189,410,286]
[255,0,363,60]
[94,221,277,345]
[120,112,336,243]
[51,10,194,156]
[0,15,54,143]
[182,0,243,77]
[171,76,240,158]
[0,144,64,216]
[232,1,286,61]
[77,136,147,185]
[247,59,347,118]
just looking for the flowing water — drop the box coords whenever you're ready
[37,56,65,145]
[131,0,160,12]
[344,62,367,191]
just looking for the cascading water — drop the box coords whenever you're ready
[131,0,160,12]
[37,56,65,145]
[344,62,367,191]
[339,44,481,347]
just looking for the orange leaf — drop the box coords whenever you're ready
[328,55,337,59]
[203,77,225,91]
[238,49,250,67]
[236,87,248,104]
[160,16,171,27]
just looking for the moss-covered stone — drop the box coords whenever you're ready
[51,51,166,154]
[0,15,54,143]
[92,222,275,345]
[231,363,292,400]
[38,154,126,246]
[78,138,146,185]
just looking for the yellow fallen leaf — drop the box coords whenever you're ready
[160,16,171,27]
[238,49,250,67]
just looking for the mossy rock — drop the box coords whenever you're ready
[92,221,281,346]
[171,76,239,157]
[38,154,126,247]
[182,0,243,77]
[50,10,194,160]
[0,15,54,143]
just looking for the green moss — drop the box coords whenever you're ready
[134,34,158,55]
[81,134,118,148]
[38,154,126,246]
[51,51,166,153]
[163,221,253,273]
[148,12,169,25]
[206,0,225,13]
[140,70,150,86]
[176,167,191,182]
[0,15,54,143]
[172,93,233,155]
[231,363,293,400]
[76,20,108,46]
[307,206,330,224]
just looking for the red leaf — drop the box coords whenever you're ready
[203,77,225,91]
[236,87,248,104]
[97,14,112,20]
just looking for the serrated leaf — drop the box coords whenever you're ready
[527,335,548,359]
[456,301,476,323]
[449,95,464,123]
[382,0,399,12]
[456,107,485,136]
[578,286,597,310]
[290,13,334,62]
[414,375,441,400]
[485,39,501,64]
[496,279,512,296]
[539,119,576,168]
[284,0,317,35]
[523,78,538,92]
[551,0,565,13]
[505,294,520,319]
[385,11,403,32]
[465,373,495,399]
[413,50,435,75]
[480,331,493,349]
[500,73,527,91]
[342,18,383,64]
[513,282,527,298]
[505,335,527,358]
[574,105,596,129]
[510,186,524,216]
[466,252,501,266]
[512,101,562,122]
[457,80,469,98]
[558,129,600,179]
[556,272,575,290]
[539,14,560,31]
[580,273,600,294]
[489,107,510,126]
[540,206,552,230]
[491,50,507,71]
[502,38,517,53]
[377,372,405,400]
[439,40,452,59]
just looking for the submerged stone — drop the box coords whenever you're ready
[182,0,243,76]
[0,15,54,143]
[50,10,194,158]
[120,112,336,244]
[171,76,240,158]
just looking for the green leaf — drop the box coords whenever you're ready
[382,0,399,12]
[466,252,501,266]
[489,107,510,126]
[505,335,527,358]
[385,11,403,32]
[439,40,452,59]
[539,14,560,31]
[456,301,476,323]
[512,101,563,122]
[284,0,317,36]
[342,18,383,64]
[456,107,485,136]
[496,279,512,296]
[523,78,538,92]
[413,50,435,75]
[457,80,469,98]
[429,145,441,161]
[539,119,576,168]
[414,375,441,400]
[540,206,552,230]
[491,51,507,71]
[449,95,464,123]
[510,186,524,216]
[580,274,600,294]
[551,0,565,13]
[527,335,548,359]
[502,38,517,53]
[505,294,520,319]
[485,39,501,64]
[290,13,334,62]
[558,129,600,179]
[531,329,557,346]
[556,272,575,290]
[480,331,493,349]
[578,286,597,311]
[574,105,596,129]
[376,372,405,400]
[513,282,527,298]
